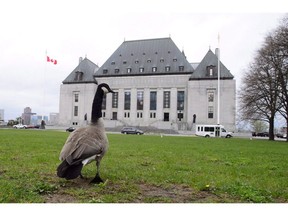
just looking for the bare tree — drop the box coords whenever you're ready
[239,14,288,141]
[239,51,280,140]
[273,16,288,141]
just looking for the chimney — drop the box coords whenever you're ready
[79,57,83,64]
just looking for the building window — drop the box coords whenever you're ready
[206,65,216,77]
[208,92,214,102]
[179,66,184,71]
[137,112,143,118]
[150,91,157,110]
[139,67,144,72]
[163,91,170,108]
[177,91,185,110]
[124,91,131,110]
[165,66,170,72]
[137,91,144,110]
[152,67,157,72]
[127,68,132,73]
[208,106,214,118]
[123,61,127,64]
[173,58,177,62]
[111,61,115,65]
[112,112,117,120]
[102,94,106,110]
[135,60,139,64]
[150,112,156,118]
[209,68,213,76]
[74,106,78,117]
[160,58,164,63]
[74,71,83,81]
[103,69,108,74]
[164,113,169,121]
[74,93,79,102]
[102,111,106,118]
[112,92,118,108]
[147,59,151,63]
[115,69,120,73]
[124,112,130,118]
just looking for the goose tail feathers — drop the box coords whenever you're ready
[57,160,83,180]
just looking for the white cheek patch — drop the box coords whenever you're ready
[102,87,109,94]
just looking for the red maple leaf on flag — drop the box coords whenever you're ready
[47,56,57,65]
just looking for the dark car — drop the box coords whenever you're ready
[256,132,269,137]
[276,133,284,138]
[121,127,144,135]
[66,127,76,132]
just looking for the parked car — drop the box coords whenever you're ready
[276,133,284,138]
[13,124,27,129]
[256,132,269,137]
[121,127,144,135]
[66,127,76,132]
[26,125,40,129]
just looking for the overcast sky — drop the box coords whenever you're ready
[0,0,286,121]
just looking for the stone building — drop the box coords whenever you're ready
[58,37,236,131]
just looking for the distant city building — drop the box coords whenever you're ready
[0,109,4,124]
[59,37,236,131]
[21,107,36,125]
[49,113,59,125]
[30,115,48,125]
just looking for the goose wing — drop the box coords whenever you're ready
[59,126,108,164]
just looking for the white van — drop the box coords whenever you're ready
[195,124,233,138]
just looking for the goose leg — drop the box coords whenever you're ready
[90,157,104,184]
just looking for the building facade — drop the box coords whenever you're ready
[58,38,236,131]
[0,109,4,124]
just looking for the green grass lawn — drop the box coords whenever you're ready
[0,129,287,203]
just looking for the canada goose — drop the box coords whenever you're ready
[57,83,114,184]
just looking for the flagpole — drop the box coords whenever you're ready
[43,50,47,123]
[217,33,220,125]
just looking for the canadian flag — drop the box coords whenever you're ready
[47,56,57,65]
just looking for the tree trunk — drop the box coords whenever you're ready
[269,117,275,141]
[286,120,288,142]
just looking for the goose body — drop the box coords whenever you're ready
[57,83,114,183]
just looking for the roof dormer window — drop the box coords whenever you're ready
[147,59,151,63]
[206,65,216,77]
[127,68,132,73]
[152,67,157,72]
[139,67,144,72]
[74,71,84,81]
[103,69,108,74]
[179,66,184,72]
[160,58,164,63]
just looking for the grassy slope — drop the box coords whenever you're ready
[0,129,287,203]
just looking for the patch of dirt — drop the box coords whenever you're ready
[43,177,91,203]
[44,193,77,203]
[42,177,232,203]
[136,183,224,203]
